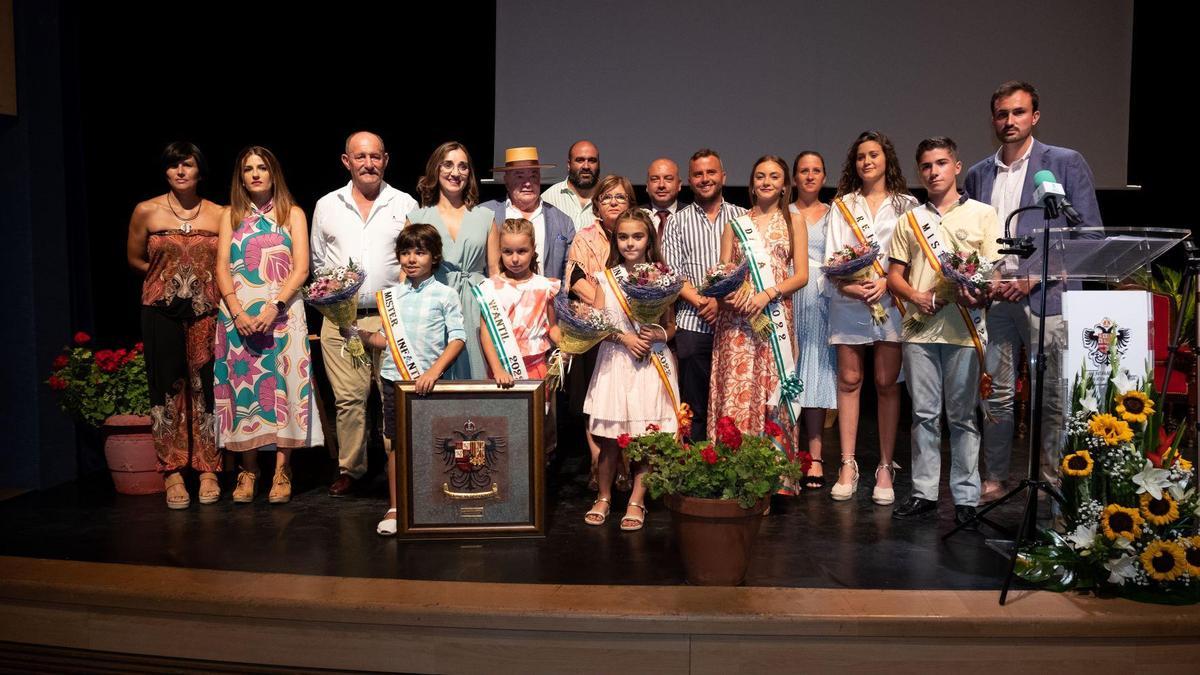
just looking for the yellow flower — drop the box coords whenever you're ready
[1115,390,1154,423]
[1100,504,1144,541]
[1181,536,1200,577]
[1061,450,1093,477]
[1140,540,1186,582]
[1139,492,1180,526]
[1088,414,1133,446]
[1178,458,1193,473]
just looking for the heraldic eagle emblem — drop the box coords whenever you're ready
[1082,317,1131,367]
[435,418,507,495]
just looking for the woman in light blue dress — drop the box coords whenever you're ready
[405,141,498,380]
[790,151,837,490]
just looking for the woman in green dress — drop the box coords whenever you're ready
[405,141,499,380]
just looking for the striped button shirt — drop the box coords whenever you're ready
[661,200,748,334]
[378,276,466,382]
[541,179,595,231]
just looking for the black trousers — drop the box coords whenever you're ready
[675,328,713,441]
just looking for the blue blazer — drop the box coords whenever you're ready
[480,199,576,281]
[964,139,1104,316]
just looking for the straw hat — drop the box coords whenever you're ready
[491,146,557,172]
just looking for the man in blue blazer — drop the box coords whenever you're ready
[963,80,1103,501]
[482,146,577,281]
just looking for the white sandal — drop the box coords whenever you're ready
[376,508,398,537]
[872,462,900,505]
[830,457,859,502]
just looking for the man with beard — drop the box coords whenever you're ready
[661,149,746,441]
[542,140,600,231]
[481,146,576,280]
[311,131,417,496]
[963,81,1103,502]
[642,157,684,241]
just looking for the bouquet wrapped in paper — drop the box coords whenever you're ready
[302,260,368,366]
[554,294,620,355]
[618,262,684,325]
[698,261,772,338]
[822,243,888,325]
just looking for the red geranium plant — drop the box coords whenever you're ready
[46,332,150,427]
[626,416,805,508]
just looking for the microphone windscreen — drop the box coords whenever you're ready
[1032,169,1058,185]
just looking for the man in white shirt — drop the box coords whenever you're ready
[480,146,576,280]
[642,157,683,241]
[310,131,418,496]
[541,140,599,230]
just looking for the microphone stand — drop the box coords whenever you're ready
[942,204,1067,606]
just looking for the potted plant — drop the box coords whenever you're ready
[625,417,807,585]
[47,332,157,494]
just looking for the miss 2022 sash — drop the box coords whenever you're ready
[903,211,994,399]
[470,281,529,380]
[603,266,691,434]
[375,287,423,380]
[833,197,907,318]
[729,214,802,425]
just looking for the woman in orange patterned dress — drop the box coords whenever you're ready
[708,156,809,457]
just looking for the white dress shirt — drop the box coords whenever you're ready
[504,199,546,269]
[989,139,1033,271]
[310,181,418,306]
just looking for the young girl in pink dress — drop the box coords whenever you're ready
[582,209,681,532]
[477,218,562,454]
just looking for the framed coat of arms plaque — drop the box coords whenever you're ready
[393,381,545,538]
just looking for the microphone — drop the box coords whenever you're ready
[1032,169,1083,225]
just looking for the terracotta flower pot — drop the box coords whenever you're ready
[665,494,768,586]
[103,414,162,495]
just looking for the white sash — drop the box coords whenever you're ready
[471,281,529,379]
[907,211,989,348]
[730,214,801,424]
[375,288,423,380]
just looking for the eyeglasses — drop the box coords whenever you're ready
[598,193,629,204]
[439,161,470,174]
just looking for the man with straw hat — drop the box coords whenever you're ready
[482,146,577,280]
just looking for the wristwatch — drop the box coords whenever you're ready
[274,299,287,312]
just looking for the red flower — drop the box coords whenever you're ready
[679,423,692,440]
[701,447,719,465]
[795,451,814,475]
[617,433,632,449]
[95,350,120,373]
[73,331,91,345]
[764,420,783,438]
[645,423,660,432]
[134,342,144,353]
[52,355,69,370]
[47,375,67,391]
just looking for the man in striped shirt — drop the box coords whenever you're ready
[661,149,746,440]
[541,140,600,231]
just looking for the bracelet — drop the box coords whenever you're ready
[231,311,242,321]
[223,292,237,300]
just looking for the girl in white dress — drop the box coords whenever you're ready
[823,131,917,505]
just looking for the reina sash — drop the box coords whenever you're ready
[471,281,530,380]
[729,214,802,425]
[375,288,423,380]
[833,197,907,317]
[903,210,994,400]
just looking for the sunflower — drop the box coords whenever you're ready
[1178,458,1193,473]
[1088,413,1133,446]
[1100,504,1144,541]
[1140,540,1187,582]
[1061,450,1093,477]
[1115,390,1154,423]
[1139,492,1180,526]
[1180,536,1200,577]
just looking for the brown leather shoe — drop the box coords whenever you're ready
[328,473,356,497]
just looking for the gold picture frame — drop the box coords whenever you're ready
[394,380,545,539]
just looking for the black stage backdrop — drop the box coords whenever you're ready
[0,1,1189,489]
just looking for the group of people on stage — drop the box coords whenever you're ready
[126,79,1102,535]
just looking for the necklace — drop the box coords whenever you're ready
[167,193,202,233]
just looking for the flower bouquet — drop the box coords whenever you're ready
[1016,357,1200,602]
[553,293,620,355]
[698,261,772,338]
[46,332,149,427]
[619,262,683,325]
[302,259,367,366]
[822,243,888,325]
[903,248,996,334]
[626,416,807,508]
